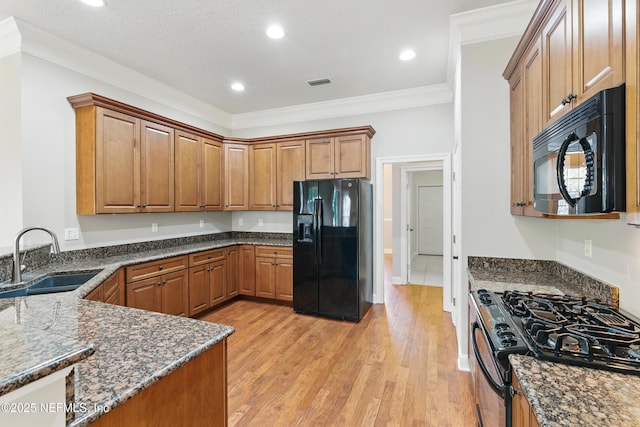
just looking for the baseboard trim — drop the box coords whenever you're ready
[391,275,404,284]
[457,354,471,372]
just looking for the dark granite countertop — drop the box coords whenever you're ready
[510,355,640,427]
[0,233,290,425]
[469,257,635,426]
[0,318,94,397]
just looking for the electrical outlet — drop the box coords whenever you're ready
[199,220,204,228]
[152,223,158,232]
[64,228,79,240]
[584,239,592,257]
[238,218,243,226]
[258,219,264,226]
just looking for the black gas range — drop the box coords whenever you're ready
[469,288,640,427]
[474,289,640,375]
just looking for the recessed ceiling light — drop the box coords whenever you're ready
[81,0,105,7]
[266,25,285,39]
[399,49,416,61]
[231,82,245,92]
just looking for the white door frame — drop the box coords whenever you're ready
[373,153,453,313]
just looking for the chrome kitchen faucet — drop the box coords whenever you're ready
[13,226,61,284]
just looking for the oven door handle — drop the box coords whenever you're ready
[471,321,506,399]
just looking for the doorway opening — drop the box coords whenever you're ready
[374,154,452,313]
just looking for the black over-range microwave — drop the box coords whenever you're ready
[532,84,625,215]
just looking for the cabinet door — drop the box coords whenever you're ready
[249,143,277,210]
[276,140,306,210]
[542,0,573,124]
[202,138,224,211]
[175,131,201,212]
[334,134,370,179]
[225,143,249,210]
[208,260,227,306]
[103,269,125,306]
[238,245,256,296]
[626,0,640,223]
[522,37,545,217]
[160,270,189,317]
[226,247,238,299]
[572,0,624,103]
[140,120,175,212]
[85,285,103,302]
[275,259,293,301]
[255,257,276,298]
[510,68,526,215]
[305,138,334,179]
[126,277,161,312]
[95,107,140,213]
[189,265,210,316]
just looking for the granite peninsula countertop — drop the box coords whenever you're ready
[468,257,639,427]
[0,319,94,397]
[0,232,290,425]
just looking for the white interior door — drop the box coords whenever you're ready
[417,186,443,255]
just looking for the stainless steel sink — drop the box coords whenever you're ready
[0,272,98,298]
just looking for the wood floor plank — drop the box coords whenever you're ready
[200,255,475,426]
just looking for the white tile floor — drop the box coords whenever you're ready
[409,254,443,286]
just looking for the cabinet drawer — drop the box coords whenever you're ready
[189,249,226,266]
[126,256,188,283]
[255,245,292,259]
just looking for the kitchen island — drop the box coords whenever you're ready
[0,233,299,426]
[0,292,233,426]
[468,256,640,427]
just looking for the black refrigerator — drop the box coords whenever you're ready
[293,178,372,322]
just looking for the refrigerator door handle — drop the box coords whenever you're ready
[313,198,319,265]
[316,199,323,265]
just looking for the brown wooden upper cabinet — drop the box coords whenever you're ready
[626,0,640,224]
[503,0,624,218]
[175,130,224,212]
[306,134,371,180]
[542,0,624,126]
[249,140,305,210]
[69,94,375,215]
[71,104,174,214]
[225,143,249,210]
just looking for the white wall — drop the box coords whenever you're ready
[457,37,557,358]
[555,218,640,316]
[0,53,22,252]
[0,52,234,252]
[383,164,393,253]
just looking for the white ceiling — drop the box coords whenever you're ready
[0,0,516,114]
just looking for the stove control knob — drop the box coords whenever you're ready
[495,323,510,331]
[479,294,492,304]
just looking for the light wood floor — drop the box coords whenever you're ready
[200,255,475,426]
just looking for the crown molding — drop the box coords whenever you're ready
[447,0,538,88]
[0,17,233,130]
[0,17,21,58]
[231,84,453,130]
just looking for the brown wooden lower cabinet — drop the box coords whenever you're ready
[126,270,189,317]
[512,372,541,427]
[89,339,227,427]
[254,246,293,301]
[226,247,238,299]
[122,244,290,317]
[84,270,125,305]
[238,245,256,295]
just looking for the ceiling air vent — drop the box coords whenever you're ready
[306,78,332,87]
